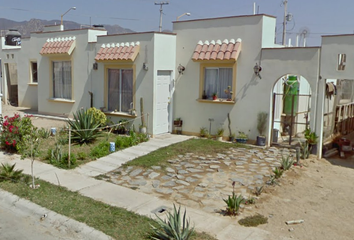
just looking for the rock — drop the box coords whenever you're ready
[193,192,204,198]
[152,180,160,188]
[210,165,220,169]
[167,173,177,177]
[151,166,161,170]
[148,172,160,179]
[173,186,185,190]
[178,170,189,174]
[192,174,203,179]
[224,161,231,166]
[186,168,204,173]
[161,175,172,180]
[155,188,174,194]
[176,174,185,179]
[129,169,143,177]
[166,167,175,173]
[163,181,176,187]
[185,177,197,183]
[122,176,131,181]
[198,183,208,188]
[217,169,224,172]
[176,180,190,186]
[185,163,196,168]
[129,179,147,186]
[194,187,206,192]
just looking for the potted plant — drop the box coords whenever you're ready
[224,86,233,101]
[216,128,224,141]
[173,118,183,127]
[212,92,217,100]
[236,131,248,143]
[256,112,268,146]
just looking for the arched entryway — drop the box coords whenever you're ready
[271,74,312,145]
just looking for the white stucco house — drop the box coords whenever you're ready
[1,14,354,158]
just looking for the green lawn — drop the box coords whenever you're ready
[0,178,217,240]
[123,138,243,168]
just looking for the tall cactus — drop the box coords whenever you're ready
[140,97,145,127]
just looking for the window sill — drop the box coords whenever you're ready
[28,83,38,86]
[48,98,75,103]
[104,111,137,118]
[197,99,235,104]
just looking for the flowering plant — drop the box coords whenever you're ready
[0,114,36,152]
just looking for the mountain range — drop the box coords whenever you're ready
[0,18,134,37]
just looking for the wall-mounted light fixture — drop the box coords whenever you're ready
[143,63,148,71]
[178,64,186,74]
[254,63,262,79]
[93,62,98,70]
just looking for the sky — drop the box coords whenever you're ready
[0,0,353,46]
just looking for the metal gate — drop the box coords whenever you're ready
[271,92,311,145]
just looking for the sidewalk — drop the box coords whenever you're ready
[0,134,271,240]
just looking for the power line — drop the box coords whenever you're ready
[154,1,169,32]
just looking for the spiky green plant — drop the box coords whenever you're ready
[299,140,310,159]
[272,167,283,179]
[254,186,264,196]
[223,192,245,216]
[150,204,194,240]
[38,127,51,139]
[0,163,23,182]
[280,154,294,170]
[67,108,102,144]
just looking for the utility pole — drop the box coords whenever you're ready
[155,1,169,32]
[282,0,288,46]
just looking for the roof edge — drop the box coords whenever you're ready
[173,14,276,24]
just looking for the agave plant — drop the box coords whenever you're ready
[280,154,294,171]
[223,192,245,216]
[67,108,102,144]
[150,204,194,240]
[0,163,23,182]
[272,167,283,179]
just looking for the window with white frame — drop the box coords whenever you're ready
[204,67,233,99]
[108,68,133,112]
[30,61,38,83]
[53,61,72,99]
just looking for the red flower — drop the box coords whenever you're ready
[12,140,16,147]
[5,141,10,146]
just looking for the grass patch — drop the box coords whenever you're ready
[238,214,268,227]
[124,138,238,168]
[0,178,216,240]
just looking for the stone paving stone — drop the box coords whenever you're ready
[129,179,147,186]
[166,167,175,173]
[192,174,203,179]
[176,174,185,179]
[186,168,203,173]
[129,169,142,177]
[152,180,160,188]
[148,172,160,179]
[178,169,188,174]
[210,165,220,169]
[198,183,208,188]
[155,188,174,194]
[122,176,131,181]
[194,186,206,192]
[185,177,197,183]
[176,180,190,186]
[163,181,176,187]
[161,175,171,180]
[193,192,204,198]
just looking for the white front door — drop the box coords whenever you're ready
[155,70,171,134]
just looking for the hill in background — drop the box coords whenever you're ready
[0,18,134,37]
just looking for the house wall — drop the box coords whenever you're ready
[173,15,278,139]
[94,32,176,135]
[261,47,321,144]
[153,34,177,133]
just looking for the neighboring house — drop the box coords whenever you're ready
[1,14,354,158]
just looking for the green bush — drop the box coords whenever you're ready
[0,114,37,152]
[87,107,107,126]
[67,108,102,144]
[90,141,110,159]
[238,214,268,227]
[77,152,87,160]
[38,127,51,139]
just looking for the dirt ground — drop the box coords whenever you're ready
[2,105,354,240]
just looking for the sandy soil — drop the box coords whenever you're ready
[2,104,354,240]
[252,155,354,240]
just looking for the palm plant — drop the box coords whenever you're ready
[0,163,23,182]
[67,108,102,144]
[150,204,194,240]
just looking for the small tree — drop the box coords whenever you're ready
[17,127,40,189]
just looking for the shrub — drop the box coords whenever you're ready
[223,192,245,216]
[38,127,51,139]
[77,152,87,160]
[87,107,107,126]
[0,163,23,182]
[280,154,294,170]
[90,141,110,159]
[150,204,194,240]
[200,127,208,138]
[272,167,283,179]
[67,108,102,144]
[238,214,268,227]
[0,114,36,152]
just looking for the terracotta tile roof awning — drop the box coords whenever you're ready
[95,42,140,61]
[192,38,242,61]
[40,37,76,55]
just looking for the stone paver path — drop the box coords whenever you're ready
[102,146,295,214]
